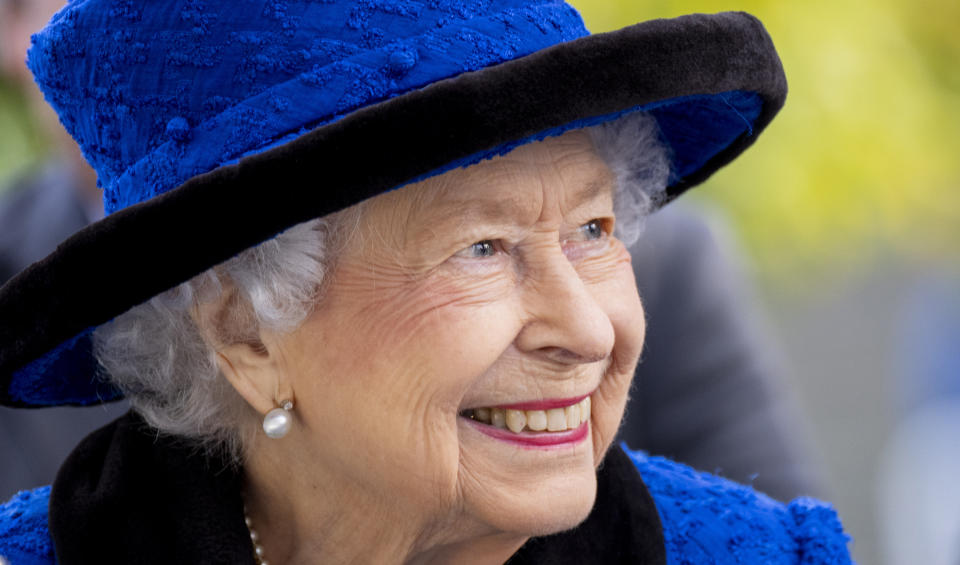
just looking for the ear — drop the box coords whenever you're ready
[193,285,294,416]
[215,344,288,416]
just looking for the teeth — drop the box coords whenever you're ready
[546,408,566,431]
[565,403,580,428]
[505,409,526,433]
[465,395,592,434]
[491,408,506,429]
[526,410,547,431]
[476,407,491,423]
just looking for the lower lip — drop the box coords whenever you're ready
[463,418,590,448]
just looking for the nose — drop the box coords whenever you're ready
[514,249,616,365]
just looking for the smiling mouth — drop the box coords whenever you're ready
[459,395,591,434]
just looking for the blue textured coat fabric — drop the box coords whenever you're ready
[0,446,852,564]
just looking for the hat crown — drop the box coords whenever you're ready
[28,0,588,213]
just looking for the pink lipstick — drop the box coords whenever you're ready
[495,393,591,412]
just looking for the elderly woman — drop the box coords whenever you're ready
[0,1,852,563]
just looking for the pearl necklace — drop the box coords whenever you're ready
[244,506,269,565]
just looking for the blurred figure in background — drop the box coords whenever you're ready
[0,0,102,280]
[0,0,127,500]
[619,204,824,501]
[878,269,960,565]
[0,0,822,504]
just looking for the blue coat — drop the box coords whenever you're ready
[0,414,852,564]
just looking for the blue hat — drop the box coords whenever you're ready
[0,0,786,407]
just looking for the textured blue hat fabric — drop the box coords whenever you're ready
[28,0,588,214]
[1,1,787,407]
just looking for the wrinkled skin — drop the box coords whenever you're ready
[220,130,646,564]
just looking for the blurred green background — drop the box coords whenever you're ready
[572,0,960,287]
[0,79,44,188]
[1,2,958,564]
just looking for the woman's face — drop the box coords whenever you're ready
[269,130,645,545]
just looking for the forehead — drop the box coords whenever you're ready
[366,130,615,225]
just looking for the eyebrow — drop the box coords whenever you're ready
[570,177,611,209]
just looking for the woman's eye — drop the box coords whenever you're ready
[456,240,498,258]
[579,219,606,241]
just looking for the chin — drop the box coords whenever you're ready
[459,442,601,538]
[515,474,599,537]
[476,477,599,538]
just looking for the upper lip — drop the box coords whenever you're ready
[463,392,592,412]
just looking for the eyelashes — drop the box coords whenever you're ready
[576,219,606,242]
[456,240,498,259]
[452,219,611,261]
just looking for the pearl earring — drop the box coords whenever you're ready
[262,399,293,439]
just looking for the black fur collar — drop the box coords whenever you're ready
[50,412,665,564]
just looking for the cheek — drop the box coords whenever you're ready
[581,241,646,369]
[583,248,645,462]
[283,273,523,498]
[349,272,520,396]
